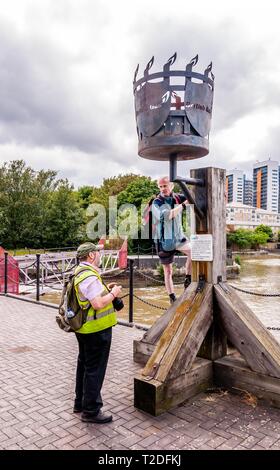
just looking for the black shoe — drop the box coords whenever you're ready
[169,293,176,304]
[81,411,113,424]
[73,406,83,413]
[184,275,191,289]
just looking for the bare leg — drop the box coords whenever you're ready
[163,263,174,295]
[178,242,192,276]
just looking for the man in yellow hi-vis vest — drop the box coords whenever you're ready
[73,242,122,424]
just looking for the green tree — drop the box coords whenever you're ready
[91,174,140,210]
[117,176,158,252]
[227,228,269,250]
[255,224,274,241]
[0,160,57,248]
[278,231,280,242]
[0,160,84,249]
[251,231,269,248]
[42,181,84,247]
[76,186,94,209]
[117,176,158,208]
[227,229,253,249]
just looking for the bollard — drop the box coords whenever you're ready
[4,251,8,294]
[137,244,140,268]
[36,254,40,301]
[129,258,134,323]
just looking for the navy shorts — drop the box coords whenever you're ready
[156,237,188,265]
[156,243,176,265]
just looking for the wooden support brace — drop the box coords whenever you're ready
[214,356,280,409]
[135,358,213,416]
[142,283,213,382]
[133,285,197,365]
[214,283,280,378]
[134,283,213,415]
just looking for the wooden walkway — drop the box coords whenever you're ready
[0,295,280,450]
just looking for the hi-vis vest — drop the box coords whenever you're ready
[74,264,117,334]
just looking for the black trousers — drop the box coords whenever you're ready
[74,327,112,415]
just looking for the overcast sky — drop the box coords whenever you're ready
[0,0,280,187]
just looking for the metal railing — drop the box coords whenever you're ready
[1,250,280,331]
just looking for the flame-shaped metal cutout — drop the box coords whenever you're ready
[144,56,154,76]
[186,54,199,69]
[204,62,212,76]
[133,64,139,84]
[163,52,177,70]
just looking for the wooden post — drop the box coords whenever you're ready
[129,259,134,323]
[133,166,280,415]
[190,167,227,284]
[4,251,8,294]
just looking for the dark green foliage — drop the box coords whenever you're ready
[254,224,274,241]
[0,160,83,249]
[227,228,269,250]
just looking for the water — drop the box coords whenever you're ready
[230,255,280,334]
[41,255,280,331]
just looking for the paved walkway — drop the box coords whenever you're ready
[1,295,280,450]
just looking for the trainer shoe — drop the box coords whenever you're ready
[81,411,113,424]
[169,293,176,304]
[184,275,191,289]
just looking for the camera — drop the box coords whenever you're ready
[112,296,124,311]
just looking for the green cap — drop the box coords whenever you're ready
[76,242,103,259]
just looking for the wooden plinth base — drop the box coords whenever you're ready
[133,281,280,416]
[214,355,280,408]
[134,358,212,416]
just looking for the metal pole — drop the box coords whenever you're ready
[175,176,205,187]
[129,258,134,323]
[175,179,205,221]
[169,153,177,182]
[4,252,8,294]
[36,254,40,301]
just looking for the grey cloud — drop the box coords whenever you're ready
[0,22,111,154]
[0,5,279,187]
[128,16,277,132]
[254,126,280,163]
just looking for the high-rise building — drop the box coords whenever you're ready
[226,169,244,204]
[253,159,279,213]
[279,166,280,213]
[243,176,253,206]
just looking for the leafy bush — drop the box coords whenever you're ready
[227,227,269,250]
[255,224,274,241]
[234,255,241,266]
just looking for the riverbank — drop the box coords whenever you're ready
[1,294,280,451]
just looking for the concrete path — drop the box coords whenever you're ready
[0,296,280,450]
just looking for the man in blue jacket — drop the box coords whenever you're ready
[152,176,192,304]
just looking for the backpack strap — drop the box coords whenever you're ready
[173,193,181,205]
[58,278,71,314]
[74,266,99,285]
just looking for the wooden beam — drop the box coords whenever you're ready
[214,283,280,378]
[191,167,227,284]
[141,283,213,382]
[133,284,198,365]
[198,292,227,361]
[214,356,280,408]
[135,358,213,416]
